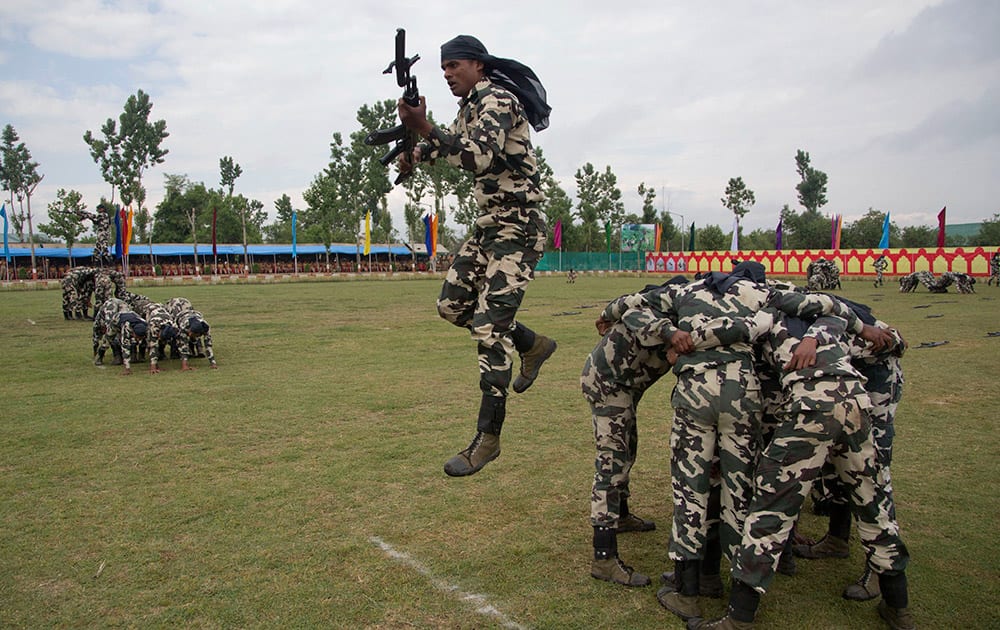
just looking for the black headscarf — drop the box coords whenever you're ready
[701,261,767,296]
[440,35,551,132]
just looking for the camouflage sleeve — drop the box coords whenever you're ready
[601,292,648,323]
[768,290,864,334]
[120,324,132,369]
[687,315,756,349]
[423,89,515,174]
[619,307,674,346]
[804,315,849,347]
[847,319,907,359]
[204,334,216,365]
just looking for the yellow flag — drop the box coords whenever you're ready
[363,211,371,256]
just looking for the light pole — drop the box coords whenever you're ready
[664,210,685,252]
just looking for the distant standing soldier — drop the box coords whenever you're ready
[77,203,113,267]
[872,254,888,288]
[988,251,1000,287]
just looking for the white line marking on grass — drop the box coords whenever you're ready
[369,536,529,630]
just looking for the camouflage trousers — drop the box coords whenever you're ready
[733,382,909,593]
[669,360,761,563]
[437,206,546,398]
[814,388,898,518]
[93,227,112,266]
[61,277,83,317]
[582,335,669,527]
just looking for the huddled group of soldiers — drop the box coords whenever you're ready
[61,265,216,375]
[805,258,842,291]
[582,262,914,629]
[90,294,217,375]
[898,270,976,294]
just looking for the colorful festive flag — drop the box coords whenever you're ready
[878,213,891,249]
[775,217,783,251]
[114,208,123,259]
[212,207,218,257]
[688,223,695,251]
[1,203,9,262]
[654,223,662,252]
[553,219,563,249]
[423,212,438,260]
[936,206,947,247]
[124,207,133,256]
[291,211,297,259]
[730,216,739,252]
[363,210,372,256]
[604,221,611,253]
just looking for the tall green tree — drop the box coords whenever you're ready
[84,89,169,247]
[302,133,354,266]
[971,213,1000,246]
[152,174,225,255]
[841,208,898,249]
[349,101,400,246]
[780,205,833,249]
[638,182,658,224]
[1,128,43,272]
[266,194,296,243]
[722,176,755,247]
[900,224,936,248]
[219,155,248,263]
[795,150,828,214]
[534,147,573,250]
[574,163,624,252]
[697,224,728,251]
[38,188,86,265]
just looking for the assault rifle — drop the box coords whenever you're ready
[364,28,421,185]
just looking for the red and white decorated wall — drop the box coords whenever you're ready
[645,247,999,277]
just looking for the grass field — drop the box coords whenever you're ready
[2,274,998,629]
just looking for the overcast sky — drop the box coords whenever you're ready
[1,0,997,239]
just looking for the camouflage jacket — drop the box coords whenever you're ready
[752,312,868,409]
[174,309,215,364]
[145,304,175,367]
[847,319,905,404]
[602,279,864,377]
[418,78,544,214]
[165,297,193,319]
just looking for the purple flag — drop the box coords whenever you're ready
[775,218,783,251]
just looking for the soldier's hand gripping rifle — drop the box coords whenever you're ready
[364,28,420,185]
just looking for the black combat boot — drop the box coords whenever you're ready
[687,579,760,629]
[590,525,650,587]
[443,395,504,477]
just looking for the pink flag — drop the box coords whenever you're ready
[937,207,946,247]
[553,219,563,249]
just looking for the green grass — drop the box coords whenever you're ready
[1,275,998,628]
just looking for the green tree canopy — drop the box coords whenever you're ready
[795,150,828,214]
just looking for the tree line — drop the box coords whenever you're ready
[3,91,999,265]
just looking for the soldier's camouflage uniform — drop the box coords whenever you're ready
[989,253,1000,286]
[604,274,861,562]
[80,206,113,267]
[93,297,146,370]
[813,318,905,521]
[940,271,976,294]
[125,292,155,319]
[418,77,546,398]
[165,297,194,319]
[93,269,127,310]
[872,255,888,287]
[730,311,908,594]
[806,259,842,291]
[61,266,97,319]
[174,308,216,367]
[145,303,178,369]
[582,294,671,529]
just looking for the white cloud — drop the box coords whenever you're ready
[1,0,997,237]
